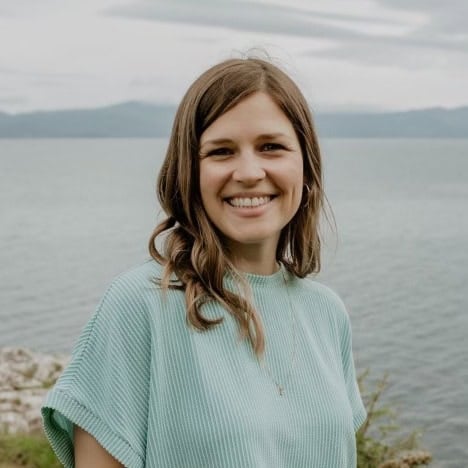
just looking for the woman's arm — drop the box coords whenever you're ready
[74,425,124,468]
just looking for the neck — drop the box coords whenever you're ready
[226,241,280,276]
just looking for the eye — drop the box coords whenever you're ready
[261,142,284,152]
[206,147,232,156]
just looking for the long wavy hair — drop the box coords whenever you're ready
[149,57,327,357]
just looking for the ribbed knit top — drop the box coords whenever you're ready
[41,259,366,468]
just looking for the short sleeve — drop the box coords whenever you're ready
[339,309,367,432]
[41,275,152,468]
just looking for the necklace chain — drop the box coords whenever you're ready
[261,265,297,396]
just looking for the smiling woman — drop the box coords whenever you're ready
[41,56,366,468]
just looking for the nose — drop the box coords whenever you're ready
[232,152,266,184]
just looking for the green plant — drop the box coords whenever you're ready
[356,370,432,468]
[0,431,61,468]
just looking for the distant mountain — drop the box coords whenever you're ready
[0,101,467,138]
[0,102,175,138]
[316,106,468,138]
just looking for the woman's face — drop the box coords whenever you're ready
[198,91,303,254]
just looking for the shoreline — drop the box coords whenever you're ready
[0,347,68,434]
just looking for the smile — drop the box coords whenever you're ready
[225,196,275,208]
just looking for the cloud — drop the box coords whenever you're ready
[295,1,468,70]
[373,0,468,48]
[0,95,28,106]
[0,66,91,79]
[376,0,468,34]
[307,42,464,72]
[104,0,468,70]
[2,0,467,112]
[305,28,468,71]
[103,0,403,39]
[0,0,65,17]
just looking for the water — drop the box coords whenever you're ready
[1,138,467,466]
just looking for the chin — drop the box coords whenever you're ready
[225,231,280,247]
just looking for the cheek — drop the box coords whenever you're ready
[199,163,222,211]
[290,167,305,211]
[199,163,208,189]
[199,184,212,215]
[200,162,231,194]
[199,163,212,197]
[285,160,304,196]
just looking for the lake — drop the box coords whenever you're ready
[1,138,467,467]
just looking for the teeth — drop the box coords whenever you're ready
[227,196,272,208]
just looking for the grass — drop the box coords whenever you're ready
[0,431,61,468]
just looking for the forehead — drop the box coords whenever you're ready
[200,92,296,144]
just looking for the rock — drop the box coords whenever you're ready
[0,347,68,434]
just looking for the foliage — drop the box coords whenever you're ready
[357,370,432,468]
[0,431,61,468]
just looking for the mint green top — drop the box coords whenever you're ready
[42,260,366,467]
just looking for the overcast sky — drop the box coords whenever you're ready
[1,0,467,114]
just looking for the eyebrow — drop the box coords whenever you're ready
[200,138,234,147]
[200,133,291,147]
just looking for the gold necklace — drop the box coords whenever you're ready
[261,265,297,396]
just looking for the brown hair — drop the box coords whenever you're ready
[149,56,327,357]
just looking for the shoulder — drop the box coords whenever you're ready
[100,258,164,305]
[70,260,165,359]
[294,276,350,327]
[107,258,164,293]
[296,276,347,311]
[86,259,165,332]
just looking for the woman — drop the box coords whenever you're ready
[42,56,366,467]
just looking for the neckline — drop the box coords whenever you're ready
[240,263,291,287]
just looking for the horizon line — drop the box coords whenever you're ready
[1,100,468,117]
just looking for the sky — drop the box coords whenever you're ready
[1,0,467,114]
